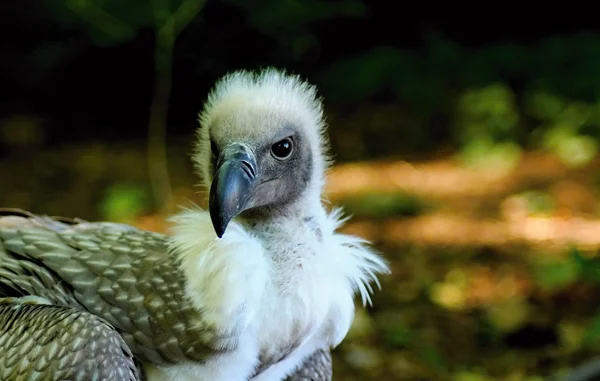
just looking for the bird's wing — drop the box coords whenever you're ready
[0,208,213,365]
[285,348,332,381]
[0,297,140,381]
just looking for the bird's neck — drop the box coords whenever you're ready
[238,191,325,245]
[237,193,329,307]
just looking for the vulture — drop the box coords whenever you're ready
[0,68,390,380]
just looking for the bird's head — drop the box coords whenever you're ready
[194,68,330,238]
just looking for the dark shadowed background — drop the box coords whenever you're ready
[2,2,600,380]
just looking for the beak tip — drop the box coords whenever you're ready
[210,212,227,238]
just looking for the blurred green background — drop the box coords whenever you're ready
[2,2,600,380]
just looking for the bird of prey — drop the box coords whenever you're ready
[0,68,390,380]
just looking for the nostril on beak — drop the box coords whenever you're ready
[240,160,256,179]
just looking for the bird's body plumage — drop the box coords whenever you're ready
[0,68,389,380]
[0,213,213,366]
[0,296,138,381]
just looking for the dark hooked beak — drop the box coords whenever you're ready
[209,143,257,238]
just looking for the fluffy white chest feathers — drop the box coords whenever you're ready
[156,206,388,381]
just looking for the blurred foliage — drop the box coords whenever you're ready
[43,0,204,46]
[6,2,600,168]
[44,0,141,46]
[222,0,364,62]
[318,33,600,166]
[41,0,207,214]
[336,192,432,219]
[454,84,522,171]
[100,182,151,223]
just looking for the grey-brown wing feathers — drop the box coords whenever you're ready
[285,348,332,381]
[0,212,212,365]
[0,300,139,381]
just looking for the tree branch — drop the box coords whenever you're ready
[66,0,135,40]
[147,0,206,215]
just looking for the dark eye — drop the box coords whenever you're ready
[210,140,219,157]
[271,137,294,160]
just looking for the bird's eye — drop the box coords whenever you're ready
[271,137,294,160]
[210,140,219,157]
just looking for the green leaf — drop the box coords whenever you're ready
[453,370,495,381]
[518,190,555,215]
[455,83,520,144]
[556,135,598,168]
[336,192,430,219]
[533,257,580,290]
[573,248,600,283]
[384,324,412,348]
[44,0,201,46]
[457,137,522,172]
[417,344,446,373]
[524,90,565,121]
[100,183,150,222]
[583,312,600,345]
[318,47,410,104]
